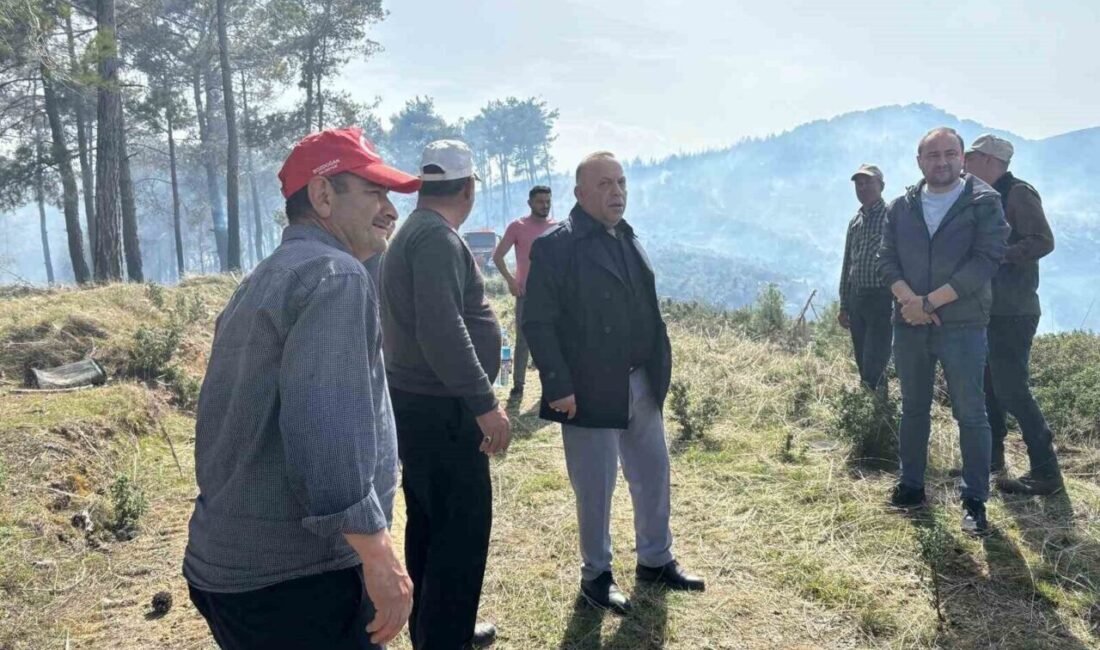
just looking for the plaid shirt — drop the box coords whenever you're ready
[839,198,888,311]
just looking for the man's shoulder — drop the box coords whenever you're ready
[270,240,369,290]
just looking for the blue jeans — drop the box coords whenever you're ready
[894,324,991,501]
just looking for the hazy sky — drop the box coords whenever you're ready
[341,0,1098,171]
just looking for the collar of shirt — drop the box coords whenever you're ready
[570,203,635,239]
[282,223,353,256]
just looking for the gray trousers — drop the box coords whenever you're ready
[562,369,674,582]
[513,296,529,389]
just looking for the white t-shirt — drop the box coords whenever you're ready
[921,179,965,237]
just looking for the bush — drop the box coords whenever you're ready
[749,283,788,341]
[144,282,167,310]
[662,299,752,336]
[128,324,182,381]
[670,379,720,440]
[109,474,148,541]
[831,385,898,467]
[1030,331,1100,442]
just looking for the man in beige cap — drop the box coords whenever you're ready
[965,134,1063,494]
[839,164,892,391]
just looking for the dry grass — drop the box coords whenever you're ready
[0,279,1098,649]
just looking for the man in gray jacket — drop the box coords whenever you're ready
[382,140,508,649]
[877,127,1008,535]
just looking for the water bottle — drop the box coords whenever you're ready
[499,327,512,388]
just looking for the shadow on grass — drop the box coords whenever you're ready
[559,583,669,650]
[902,503,1093,649]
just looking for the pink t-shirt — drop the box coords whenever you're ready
[501,215,556,290]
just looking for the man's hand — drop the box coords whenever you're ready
[899,296,941,326]
[838,310,850,329]
[507,278,523,298]
[343,531,413,645]
[476,405,511,455]
[549,394,577,420]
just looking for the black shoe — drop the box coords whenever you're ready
[508,386,523,399]
[997,471,1064,496]
[635,560,706,592]
[465,622,496,648]
[961,498,990,536]
[580,571,632,616]
[889,483,926,509]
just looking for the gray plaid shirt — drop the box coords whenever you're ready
[839,198,888,311]
[184,224,398,592]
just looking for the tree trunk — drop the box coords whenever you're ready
[34,113,56,285]
[118,119,143,282]
[217,0,241,271]
[93,0,123,282]
[240,73,265,261]
[303,42,316,131]
[41,65,91,284]
[65,12,96,269]
[193,67,228,271]
[166,103,185,280]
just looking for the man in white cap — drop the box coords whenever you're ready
[839,164,893,391]
[381,139,509,649]
[965,134,1062,494]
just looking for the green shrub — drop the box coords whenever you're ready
[1030,331,1100,441]
[749,283,788,341]
[109,474,148,541]
[915,516,952,622]
[144,282,167,309]
[831,385,898,467]
[662,299,752,336]
[670,379,720,441]
[128,324,182,381]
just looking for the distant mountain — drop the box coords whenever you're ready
[485,104,1099,331]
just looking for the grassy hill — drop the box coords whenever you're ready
[1,278,1098,649]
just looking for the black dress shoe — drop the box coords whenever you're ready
[464,622,496,648]
[580,571,632,616]
[635,560,706,592]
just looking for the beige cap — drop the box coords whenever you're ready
[850,164,884,182]
[967,134,1014,163]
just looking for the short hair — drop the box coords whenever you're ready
[418,164,469,197]
[528,185,551,199]
[918,127,965,156]
[285,173,351,222]
[575,151,618,182]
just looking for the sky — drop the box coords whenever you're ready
[335,0,1100,172]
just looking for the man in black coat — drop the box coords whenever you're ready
[522,151,704,616]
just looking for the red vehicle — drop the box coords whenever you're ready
[462,229,500,274]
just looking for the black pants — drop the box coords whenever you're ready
[984,314,1060,477]
[188,566,379,650]
[391,388,492,650]
[848,288,894,390]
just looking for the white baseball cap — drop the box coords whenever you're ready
[420,139,480,181]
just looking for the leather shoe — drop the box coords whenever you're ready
[464,622,496,648]
[636,560,706,592]
[580,571,632,616]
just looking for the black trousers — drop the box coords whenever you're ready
[391,388,492,650]
[984,314,1060,476]
[848,287,894,390]
[188,566,380,650]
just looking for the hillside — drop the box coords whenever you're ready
[1,278,1099,649]
[471,104,1100,327]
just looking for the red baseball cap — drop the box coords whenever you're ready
[277,126,421,198]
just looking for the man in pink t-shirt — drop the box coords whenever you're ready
[493,185,556,399]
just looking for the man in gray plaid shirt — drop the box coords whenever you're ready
[838,163,892,390]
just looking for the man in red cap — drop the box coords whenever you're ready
[184,127,420,649]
